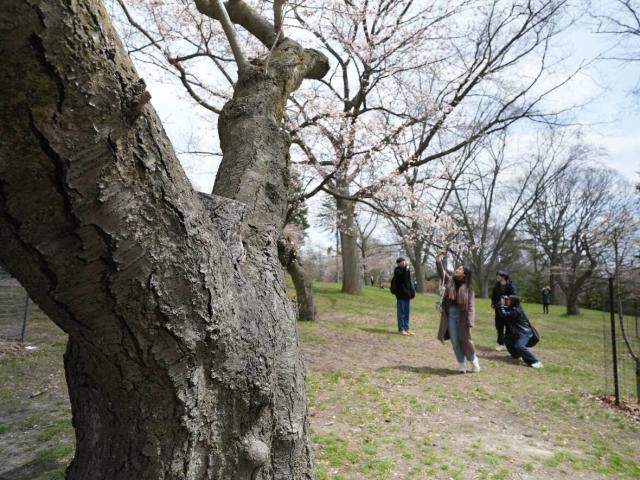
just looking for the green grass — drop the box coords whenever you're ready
[0,310,74,480]
[304,282,640,479]
[2,282,639,479]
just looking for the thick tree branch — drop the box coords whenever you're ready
[196,0,250,72]
[195,0,278,49]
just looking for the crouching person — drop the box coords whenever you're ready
[498,295,543,369]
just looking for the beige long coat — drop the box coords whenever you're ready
[436,258,476,356]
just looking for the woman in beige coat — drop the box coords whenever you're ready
[436,251,480,373]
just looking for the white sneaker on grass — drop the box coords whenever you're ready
[495,345,505,351]
[531,362,544,369]
[457,362,466,373]
[471,358,481,373]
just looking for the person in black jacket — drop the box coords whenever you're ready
[541,286,551,314]
[390,257,415,335]
[498,295,543,368]
[491,270,517,350]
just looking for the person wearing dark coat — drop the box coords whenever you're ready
[491,270,517,350]
[541,286,551,314]
[498,295,543,368]
[436,251,480,373]
[390,257,415,335]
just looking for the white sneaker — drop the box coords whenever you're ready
[531,362,544,369]
[495,345,505,351]
[457,362,466,373]
[471,358,481,373]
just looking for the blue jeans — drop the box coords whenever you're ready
[448,306,477,363]
[505,333,539,365]
[396,298,410,331]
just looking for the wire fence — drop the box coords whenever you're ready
[601,277,640,405]
[0,267,31,342]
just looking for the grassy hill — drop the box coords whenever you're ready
[0,282,638,479]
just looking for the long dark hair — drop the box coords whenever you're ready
[445,266,473,308]
[507,295,521,308]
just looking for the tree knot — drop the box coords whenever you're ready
[239,434,269,478]
[124,78,151,124]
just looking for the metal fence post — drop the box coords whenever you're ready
[19,295,31,343]
[609,277,620,406]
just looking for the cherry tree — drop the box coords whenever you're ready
[110,1,582,299]
[110,0,327,319]
[289,0,580,294]
[374,127,478,293]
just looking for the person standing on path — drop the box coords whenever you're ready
[491,270,517,351]
[390,257,415,335]
[541,286,551,314]
[498,295,543,368]
[436,251,480,373]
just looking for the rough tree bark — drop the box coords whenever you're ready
[557,246,597,316]
[283,210,317,322]
[409,242,426,294]
[477,275,491,300]
[0,1,327,479]
[287,259,317,322]
[336,182,361,294]
[283,257,315,321]
[559,273,590,316]
[565,289,580,315]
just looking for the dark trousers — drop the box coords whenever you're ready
[543,303,549,314]
[505,333,539,366]
[494,310,507,345]
[396,298,410,331]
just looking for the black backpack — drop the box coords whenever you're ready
[390,275,398,295]
[527,321,540,347]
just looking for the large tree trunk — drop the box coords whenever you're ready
[287,259,317,322]
[336,190,361,294]
[465,253,489,298]
[548,256,564,305]
[549,270,565,305]
[565,289,580,315]
[477,273,490,299]
[412,243,426,294]
[559,275,582,315]
[558,258,596,316]
[402,241,425,294]
[0,1,327,478]
[361,243,369,287]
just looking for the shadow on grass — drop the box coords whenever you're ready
[475,344,501,353]
[0,458,63,480]
[358,327,401,336]
[481,352,523,365]
[476,344,526,365]
[382,365,463,377]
